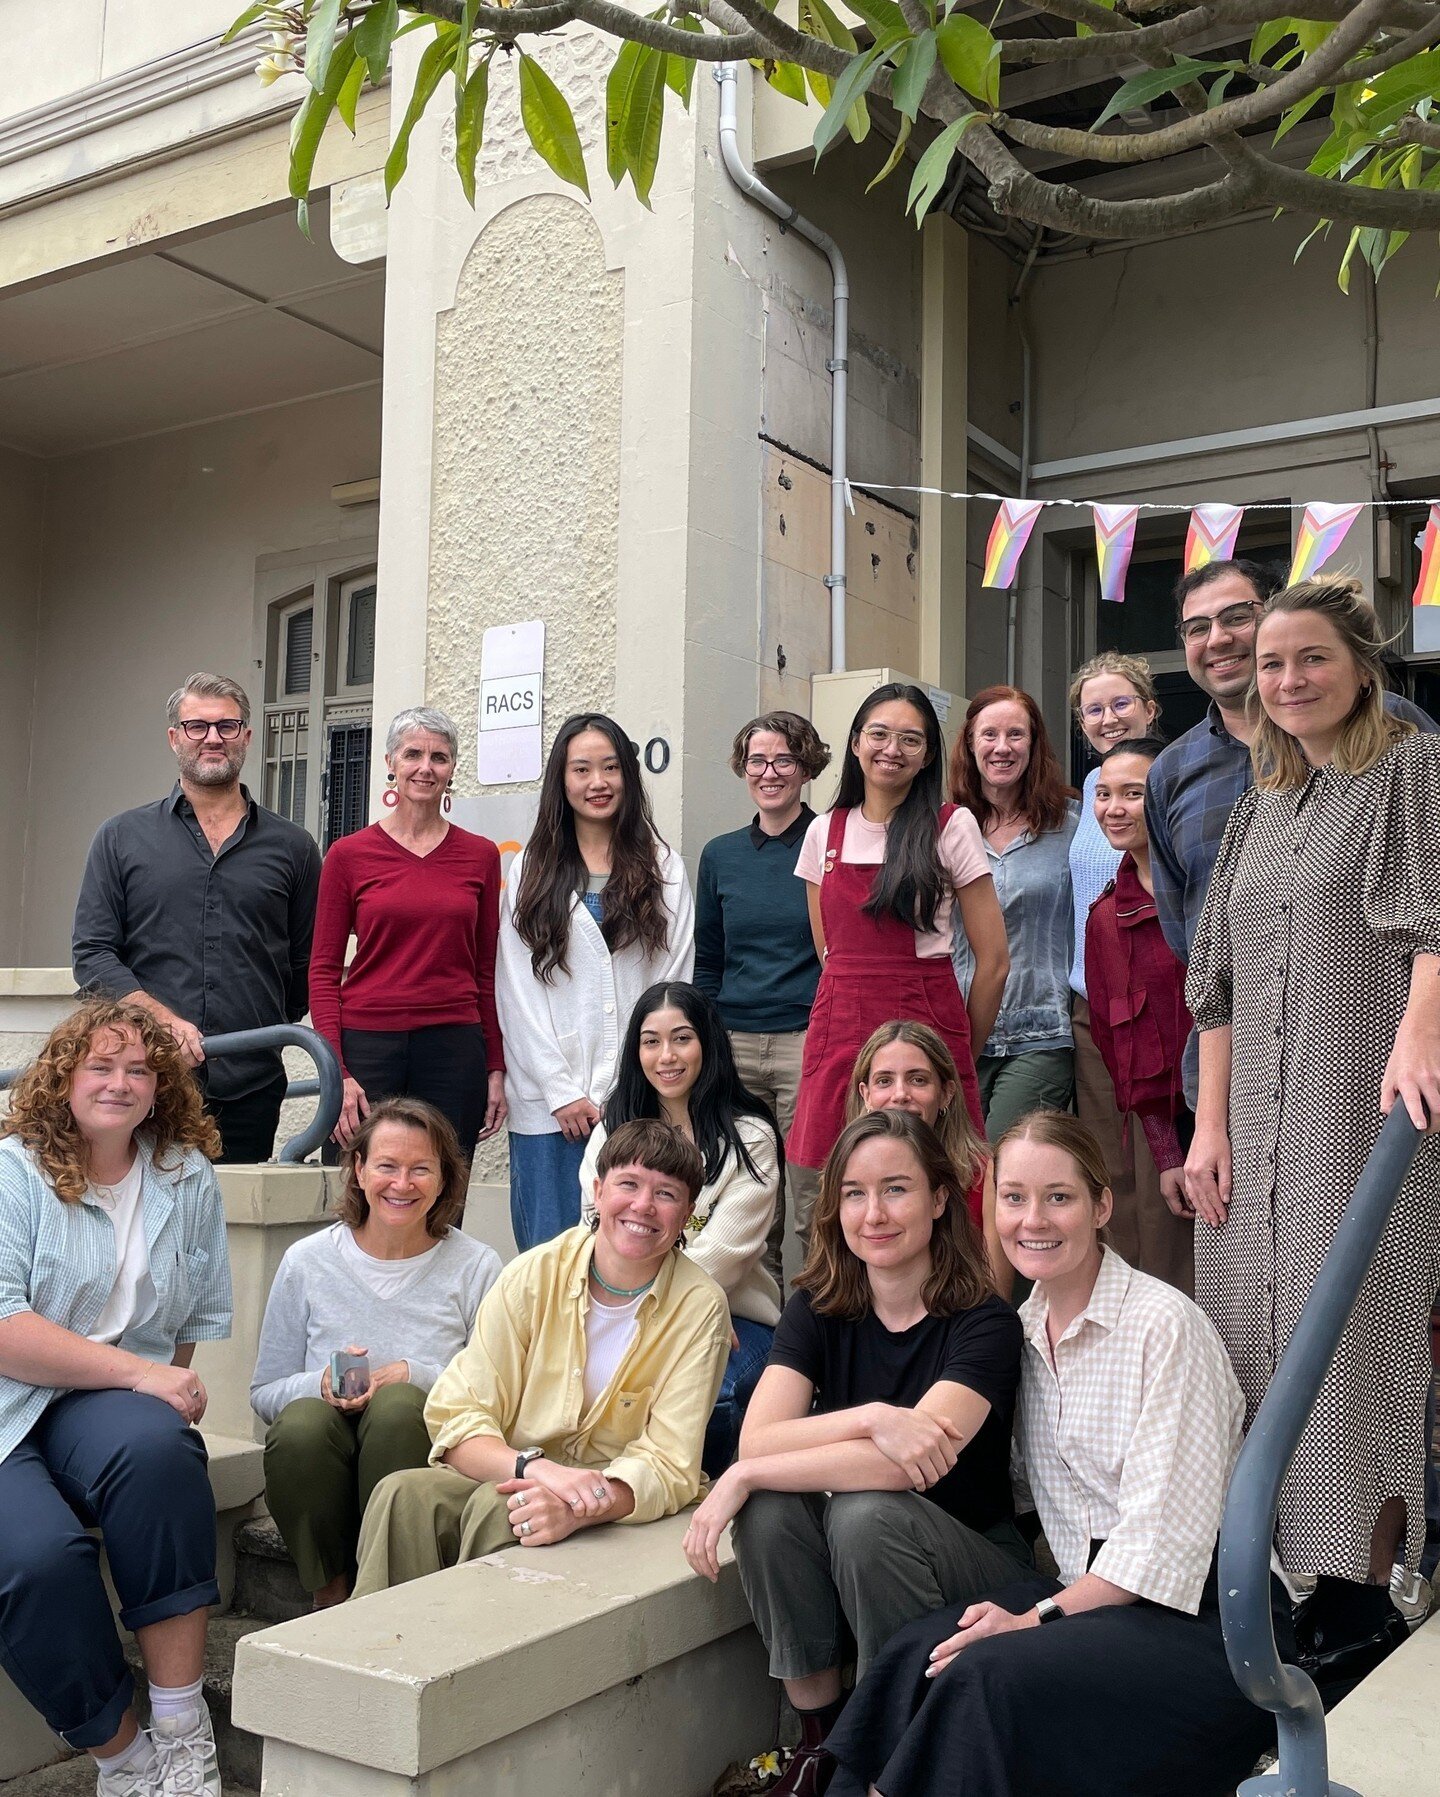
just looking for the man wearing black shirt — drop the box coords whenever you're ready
[72,673,322,1161]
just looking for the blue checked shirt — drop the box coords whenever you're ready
[0,1133,232,1465]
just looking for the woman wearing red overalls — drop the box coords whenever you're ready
[788,684,1010,1171]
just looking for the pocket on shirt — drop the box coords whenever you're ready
[607,1387,654,1445]
[1103,990,1168,1081]
[155,1246,206,1338]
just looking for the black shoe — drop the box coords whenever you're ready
[1295,1600,1410,1708]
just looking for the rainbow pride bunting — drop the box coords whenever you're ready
[1414,505,1440,607]
[982,499,1045,589]
[1094,504,1140,604]
[1184,504,1245,573]
[1288,502,1364,585]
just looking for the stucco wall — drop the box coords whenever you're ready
[0,448,43,964]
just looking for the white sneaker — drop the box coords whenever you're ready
[96,1738,162,1797]
[1389,1560,1434,1631]
[149,1705,222,1797]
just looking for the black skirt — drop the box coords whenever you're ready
[825,1567,1293,1797]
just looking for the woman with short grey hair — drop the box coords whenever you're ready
[309,705,507,1169]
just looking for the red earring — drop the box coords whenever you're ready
[382,771,399,809]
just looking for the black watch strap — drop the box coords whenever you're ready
[515,1447,544,1480]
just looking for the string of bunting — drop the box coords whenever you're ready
[845,483,1440,609]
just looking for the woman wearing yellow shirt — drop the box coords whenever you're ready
[353,1119,730,1591]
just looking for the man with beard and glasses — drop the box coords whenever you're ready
[73,673,322,1162]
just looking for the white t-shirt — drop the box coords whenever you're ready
[582,1288,646,1411]
[794,806,990,958]
[88,1157,157,1345]
[335,1221,445,1300]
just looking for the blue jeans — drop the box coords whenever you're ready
[0,1390,219,1748]
[508,1129,587,1252]
[703,1318,776,1478]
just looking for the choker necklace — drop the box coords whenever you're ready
[590,1264,658,1300]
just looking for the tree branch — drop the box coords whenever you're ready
[1224,135,1440,222]
[1393,111,1440,144]
[399,0,765,55]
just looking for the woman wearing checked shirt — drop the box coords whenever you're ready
[820,1110,1289,1797]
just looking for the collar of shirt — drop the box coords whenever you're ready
[1112,854,1156,929]
[748,803,814,852]
[164,780,258,818]
[1019,1245,1133,1358]
[565,1221,679,1318]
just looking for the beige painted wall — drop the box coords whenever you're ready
[0,448,43,963]
[14,386,382,965]
[0,0,241,117]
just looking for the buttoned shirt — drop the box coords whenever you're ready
[1015,1246,1243,1613]
[72,784,322,1099]
[424,1225,730,1523]
[0,1133,232,1465]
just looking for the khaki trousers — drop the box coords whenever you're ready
[729,1028,821,1283]
[352,1465,515,1597]
[1072,997,1193,1297]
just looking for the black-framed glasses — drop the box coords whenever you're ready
[744,754,799,776]
[1178,601,1262,645]
[176,718,245,741]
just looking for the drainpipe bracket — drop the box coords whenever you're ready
[825,358,848,373]
[822,575,847,589]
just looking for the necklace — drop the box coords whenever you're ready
[589,1264,657,1300]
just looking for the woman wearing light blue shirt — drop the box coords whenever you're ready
[0,998,232,1797]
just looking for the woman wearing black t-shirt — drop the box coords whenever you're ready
[682,1108,1026,1797]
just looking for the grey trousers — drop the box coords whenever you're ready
[731,1488,1030,1679]
[729,1028,821,1284]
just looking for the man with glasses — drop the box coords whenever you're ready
[1145,559,1435,1104]
[73,673,322,1161]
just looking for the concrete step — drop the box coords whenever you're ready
[230,1518,308,1625]
[121,1616,268,1793]
[0,1753,258,1797]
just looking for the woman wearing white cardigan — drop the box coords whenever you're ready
[497,715,694,1251]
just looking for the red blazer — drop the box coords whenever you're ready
[1084,854,1192,1173]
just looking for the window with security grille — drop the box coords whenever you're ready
[325,722,372,849]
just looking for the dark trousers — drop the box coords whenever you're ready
[206,1067,288,1164]
[702,1318,775,1479]
[338,1023,488,1161]
[0,1391,219,1749]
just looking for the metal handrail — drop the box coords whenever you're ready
[0,1022,341,1165]
[1218,1103,1423,1797]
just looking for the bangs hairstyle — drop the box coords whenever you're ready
[513,713,671,981]
[844,1020,987,1199]
[796,1109,992,1321]
[951,685,1076,836]
[1067,653,1161,730]
[835,683,949,933]
[334,1097,470,1239]
[596,1116,705,1204]
[729,711,832,781]
[1251,577,1413,793]
[2,997,220,1203]
[992,1108,1111,1206]
[603,982,781,1189]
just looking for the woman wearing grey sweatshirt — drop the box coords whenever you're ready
[251,1098,500,1605]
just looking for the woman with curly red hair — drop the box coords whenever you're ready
[950,687,1080,1143]
[0,998,232,1797]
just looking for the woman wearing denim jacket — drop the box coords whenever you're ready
[950,687,1079,1143]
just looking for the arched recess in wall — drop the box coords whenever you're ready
[426,193,624,779]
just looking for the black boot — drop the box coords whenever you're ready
[1295,1576,1409,1708]
[770,1698,845,1797]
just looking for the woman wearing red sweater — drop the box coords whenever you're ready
[1083,735,1194,1293]
[309,706,506,1161]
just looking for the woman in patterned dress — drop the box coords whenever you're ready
[1185,578,1440,1645]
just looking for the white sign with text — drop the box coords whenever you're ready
[477,621,544,785]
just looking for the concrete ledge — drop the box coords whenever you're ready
[1328,1611,1440,1795]
[234,1514,771,1781]
[0,968,74,997]
[218,1164,334,1228]
[204,1431,266,1514]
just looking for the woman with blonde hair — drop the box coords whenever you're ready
[1187,576,1440,1682]
[846,1020,1007,1297]
[683,1108,1025,1797]
[0,998,231,1796]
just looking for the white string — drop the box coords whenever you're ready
[843,480,1439,513]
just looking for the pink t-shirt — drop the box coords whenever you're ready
[794,806,989,959]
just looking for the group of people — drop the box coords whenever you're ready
[0,561,1436,1797]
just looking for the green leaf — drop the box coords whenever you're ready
[353,0,399,86]
[813,43,888,161]
[455,59,489,204]
[607,41,649,186]
[1272,85,1325,142]
[1073,0,1115,39]
[456,0,480,105]
[290,34,358,201]
[384,27,459,198]
[665,14,702,108]
[223,4,268,45]
[1090,58,1228,132]
[866,112,912,189]
[336,47,366,130]
[623,43,667,206]
[519,52,591,197]
[935,13,1000,108]
[1355,51,1440,132]
[1206,69,1234,110]
[906,111,975,220]
[801,0,858,56]
[845,0,910,43]
[1249,15,1296,64]
[1292,216,1331,263]
[891,30,937,123]
[305,0,344,93]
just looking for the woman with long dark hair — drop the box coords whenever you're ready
[787,684,1008,1173]
[949,685,1079,1142]
[497,714,694,1251]
[580,981,781,1472]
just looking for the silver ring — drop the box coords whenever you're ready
[592,1486,606,1501]
[520,1521,532,1537]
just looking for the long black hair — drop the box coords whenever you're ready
[603,982,782,1189]
[513,713,671,981]
[833,683,949,933]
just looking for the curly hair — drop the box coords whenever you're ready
[2,998,220,1202]
[333,1097,470,1238]
[728,711,832,781]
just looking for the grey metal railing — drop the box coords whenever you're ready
[1218,1103,1424,1797]
[0,1023,342,1165]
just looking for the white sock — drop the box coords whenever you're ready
[95,1731,156,1775]
[148,1678,204,1723]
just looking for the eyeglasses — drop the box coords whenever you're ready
[1178,601,1261,645]
[176,718,245,741]
[1079,695,1141,724]
[859,725,928,755]
[744,754,800,776]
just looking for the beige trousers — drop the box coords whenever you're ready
[729,1028,821,1283]
[352,1465,514,1597]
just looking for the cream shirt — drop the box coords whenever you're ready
[87,1157,157,1346]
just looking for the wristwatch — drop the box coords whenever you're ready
[1034,1598,1067,1625]
[515,1447,545,1480]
